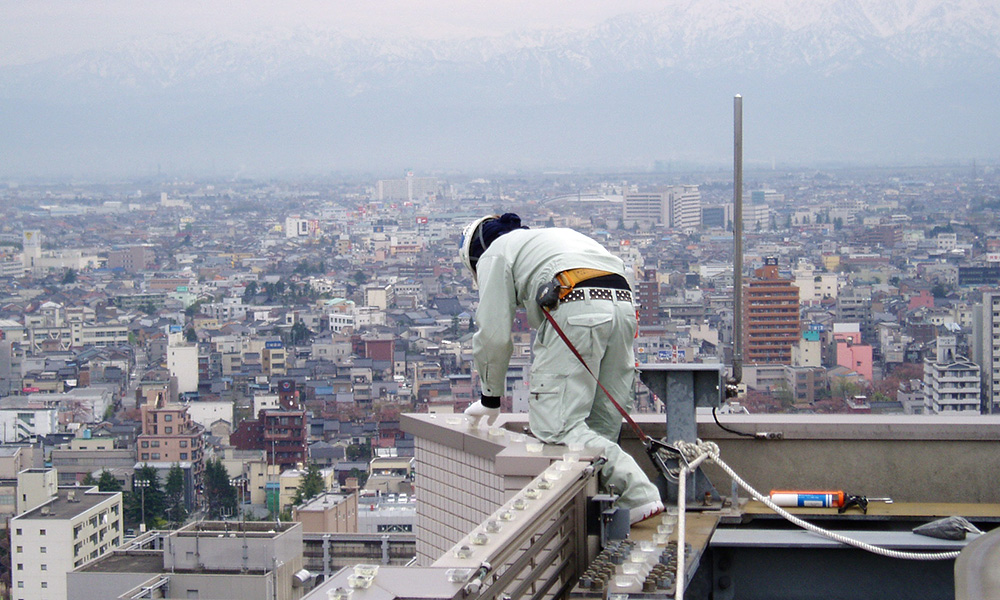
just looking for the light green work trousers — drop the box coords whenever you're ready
[527,290,661,511]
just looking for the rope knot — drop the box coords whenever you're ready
[673,439,719,463]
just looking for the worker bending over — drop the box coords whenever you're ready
[461,213,663,524]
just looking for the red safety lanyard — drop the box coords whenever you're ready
[541,308,650,444]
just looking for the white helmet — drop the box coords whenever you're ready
[459,214,498,280]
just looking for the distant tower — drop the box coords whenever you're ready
[743,257,800,365]
[22,230,41,271]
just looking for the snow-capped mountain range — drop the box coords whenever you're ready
[2,0,998,176]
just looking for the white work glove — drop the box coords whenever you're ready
[464,398,500,427]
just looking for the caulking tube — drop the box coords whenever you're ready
[769,490,845,509]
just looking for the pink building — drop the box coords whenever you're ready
[836,340,874,382]
[908,290,935,311]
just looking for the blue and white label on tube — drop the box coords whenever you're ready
[770,492,835,508]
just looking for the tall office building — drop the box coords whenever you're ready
[623,185,701,230]
[671,185,702,231]
[622,191,668,226]
[701,204,733,229]
[751,189,784,204]
[107,245,154,273]
[743,203,771,231]
[972,291,1000,414]
[743,257,801,365]
[377,173,440,202]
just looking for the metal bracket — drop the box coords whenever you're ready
[640,364,724,507]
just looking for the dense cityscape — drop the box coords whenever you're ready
[1,161,999,598]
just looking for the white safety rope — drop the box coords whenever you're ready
[671,439,960,600]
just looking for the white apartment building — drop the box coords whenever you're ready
[203,296,249,321]
[936,232,958,251]
[72,323,129,347]
[0,407,58,443]
[10,481,123,600]
[792,260,841,304]
[924,337,981,414]
[364,284,395,310]
[167,342,198,396]
[285,216,310,238]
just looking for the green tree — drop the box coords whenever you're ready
[127,465,166,530]
[203,458,237,518]
[352,270,368,286]
[831,378,863,402]
[293,463,325,506]
[0,522,9,591]
[184,327,198,343]
[243,281,259,302]
[164,463,188,526]
[184,299,206,317]
[772,380,794,410]
[289,321,312,345]
[62,268,77,284]
[98,470,123,492]
[348,467,369,488]
[346,442,371,462]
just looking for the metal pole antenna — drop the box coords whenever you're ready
[732,94,744,385]
[135,478,150,533]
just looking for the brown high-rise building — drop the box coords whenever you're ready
[743,257,800,364]
[231,380,308,470]
[635,268,661,331]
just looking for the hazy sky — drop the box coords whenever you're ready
[1,0,993,176]
[0,0,662,66]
